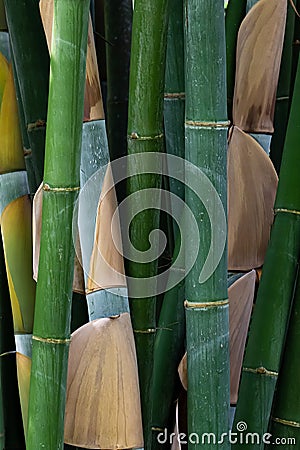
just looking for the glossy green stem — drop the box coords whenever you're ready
[26,1,89,448]
[126,0,170,447]
[151,1,185,444]
[185,1,229,448]
[234,51,300,450]
[269,269,300,447]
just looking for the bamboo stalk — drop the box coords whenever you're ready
[4,0,50,187]
[184,0,229,448]
[151,0,185,444]
[26,1,89,448]
[233,49,300,450]
[225,0,247,120]
[104,0,132,164]
[126,0,170,446]
[269,269,300,446]
[11,54,37,194]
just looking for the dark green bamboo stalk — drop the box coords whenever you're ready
[11,54,36,195]
[151,0,185,444]
[225,0,247,120]
[26,1,89,448]
[269,268,300,447]
[290,0,300,109]
[233,51,300,450]
[184,0,229,448]
[126,0,170,447]
[270,1,296,173]
[0,237,25,449]
[0,1,6,30]
[104,0,132,163]
[4,0,49,187]
[164,0,185,217]
[94,0,107,99]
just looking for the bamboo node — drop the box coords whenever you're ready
[128,132,164,141]
[27,119,46,131]
[43,183,80,193]
[184,299,229,309]
[164,92,185,99]
[32,335,71,345]
[243,366,278,377]
[133,328,156,334]
[276,96,289,101]
[274,207,300,216]
[272,417,300,428]
[152,427,165,432]
[0,350,16,358]
[23,148,32,157]
[185,120,231,129]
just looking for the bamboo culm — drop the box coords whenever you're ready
[126,0,170,447]
[184,0,229,448]
[26,1,89,448]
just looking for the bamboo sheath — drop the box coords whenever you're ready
[233,45,300,450]
[269,269,300,446]
[184,1,229,448]
[0,52,36,437]
[228,0,286,271]
[26,2,89,449]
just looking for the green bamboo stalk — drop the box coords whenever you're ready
[184,0,229,448]
[233,51,300,450]
[104,0,132,205]
[269,1,296,173]
[164,0,185,220]
[4,0,50,187]
[269,269,300,447]
[225,0,247,120]
[290,0,300,106]
[26,1,89,448]
[151,240,185,447]
[126,0,170,447]
[151,0,185,444]
[0,237,25,449]
[11,54,37,195]
[94,0,107,99]
[104,0,132,163]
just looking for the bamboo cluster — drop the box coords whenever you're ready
[0,1,299,450]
